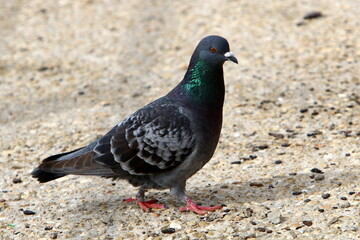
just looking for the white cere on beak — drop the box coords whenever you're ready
[224,52,235,58]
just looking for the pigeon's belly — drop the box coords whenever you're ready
[149,115,222,189]
[149,147,211,188]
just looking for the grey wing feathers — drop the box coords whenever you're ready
[35,100,196,179]
[110,103,196,175]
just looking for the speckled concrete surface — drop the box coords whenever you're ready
[0,0,359,239]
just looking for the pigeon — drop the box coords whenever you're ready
[31,35,238,214]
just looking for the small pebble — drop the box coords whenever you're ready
[339,202,351,208]
[303,220,313,226]
[169,221,182,230]
[249,154,257,159]
[349,192,355,195]
[45,226,53,230]
[274,160,282,164]
[237,155,257,161]
[307,130,322,137]
[23,210,36,215]
[339,130,352,137]
[292,191,302,196]
[314,175,325,181]
[311,111,319,116]
[289,230,298,238]
[244,233,256,239]
[340,197,347,200]
[132,92,141,98]
[161,228,175,234]
[231,161,242,165]
[12,178,22,184]
[281,143,291,147]
[253,145,269,151]
[334,181,342,186]
[244,208,254,217]
[267,212,283,224]
[304,199,311,203]
[38,66,49,71]
[311,168,324,174]
[295,225,303,230]
[256,227,266,232]
[303,11,323,20]
[318,209,325,212]
[345,153,351,157]
[299,108,308,113]
[50,232,58,239]
[328,217,340,226]
[322,193,331,199]
[249,182,264,187]
[266,230,273,234]
[268,132,284,139]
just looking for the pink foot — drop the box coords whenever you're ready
[179,198,223,215]
[124,198,165,212]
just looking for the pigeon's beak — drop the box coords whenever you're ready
[224,52,238,64]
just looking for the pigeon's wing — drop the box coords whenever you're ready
[94,102,196,175]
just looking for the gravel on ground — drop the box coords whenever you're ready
[0,0,359,239]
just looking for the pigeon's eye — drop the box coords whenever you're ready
[209,47,216,53]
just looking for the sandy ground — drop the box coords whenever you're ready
[0,0,359,239]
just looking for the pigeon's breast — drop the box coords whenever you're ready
[149,105,223,189]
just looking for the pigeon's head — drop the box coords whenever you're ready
[193,35,238,67]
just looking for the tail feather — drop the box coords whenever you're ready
[42,147,84,162]
[31,147,116,183]
[31,167,67,183]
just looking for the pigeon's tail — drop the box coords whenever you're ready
[31,167,67,183]
[31,146,116,183]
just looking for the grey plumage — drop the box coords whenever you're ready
[32,35,237,214]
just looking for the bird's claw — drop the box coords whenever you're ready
[179,198,223,215]
[124,198,164,212]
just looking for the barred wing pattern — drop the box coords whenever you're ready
[94,103,196,175]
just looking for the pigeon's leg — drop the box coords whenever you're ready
[171,182,223,215]
[180,198,223,215]
[124,188,164,212]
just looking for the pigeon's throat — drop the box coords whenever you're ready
[182,60,225,105]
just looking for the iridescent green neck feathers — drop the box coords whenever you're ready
[182,58,224,105]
